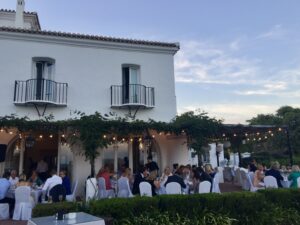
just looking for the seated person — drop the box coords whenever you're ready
[165,169,186,189]
[97,165,113,190]
[9,170,19,189]
[132,166,149,195]
[42,170,62,197]
[204,164,216,178]
[0,172,15,217]
[159,167,173,187]
[253,164,265,187]
[28,170,43,187]
[17,174,31,187]
[59,170,71,195]
[265,161,284,188]
[288,165,300,188]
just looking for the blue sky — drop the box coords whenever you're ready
[2,0,300,123]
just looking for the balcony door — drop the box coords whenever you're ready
[122,66,140,104]
[33,58,55,101]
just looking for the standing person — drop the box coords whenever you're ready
[0,172,15,217]
[59,170,71,195]
[36,158,48,182]
[146,156,159,180]
[265,161,284,188]
[288,165,300,188]
[8,170,19,189]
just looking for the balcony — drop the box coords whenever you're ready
[111,84,155,108]
[14,79,68,106]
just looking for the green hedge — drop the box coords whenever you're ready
[32,202,81,218]
[33,189,300,225]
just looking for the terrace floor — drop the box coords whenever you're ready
[0,182,242,225]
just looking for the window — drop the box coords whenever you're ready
[122,65,140,104]
[32,57,55,101]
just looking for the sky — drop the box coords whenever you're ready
[1,0,300,124]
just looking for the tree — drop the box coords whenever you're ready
[173,110,223,165]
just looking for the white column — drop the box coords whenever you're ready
[18,139,25,175]
[128,142,133,170]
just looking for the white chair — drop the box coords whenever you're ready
[246,173,264,192]
[66,179,78,202]
[117,177,133,198]
[0,203,9,220]
[240,170,251,190]
[139,182,152,197]
[264,176,278,189]
[212,174,221,193]
[199,181,211,193]
[97,177,115,199]
[13,186,34,220]
[297,177,300,188]
[166,182,181,194]
[86,178,98,201]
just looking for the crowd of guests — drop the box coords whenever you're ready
[95,156,218,197]
[249,159,300,188]
[0,159,72,217]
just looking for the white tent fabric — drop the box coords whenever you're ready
[166,182,182,195]
[66,179,78,202]
[264,176,278,189]
[139,182,152,197]
[0,203,9,220]
[13,186,34,220]
[199,181,211,193]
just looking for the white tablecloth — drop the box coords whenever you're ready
[27,212,105,225]
[6,188,42,204]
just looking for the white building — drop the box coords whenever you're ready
[0,0,188,195]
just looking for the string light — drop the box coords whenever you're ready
[245,133,248,136]
[130,138,133,142]
[9,131,13,135]
[103,135,107,139]
[233,133,237,137]
[39,135,43,139]
[278,128,282,131]
[113,137,116,141]
[0,129,3,132]
[61,134,65,138]
[159,132,163,136]
[264,136,268,139]
[222,133,226,137]
[268,130,272,134]
[152,135,155,138]
[49,134,53,138]
[138,137,142,142]
[271,133,274,136]
[256,132,260,136]
[122,138,125,142]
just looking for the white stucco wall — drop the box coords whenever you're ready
[0,33,177,122]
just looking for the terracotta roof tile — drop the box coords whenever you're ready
[0,26,180,48]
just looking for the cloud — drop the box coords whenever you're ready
[235,81,288,96]
[257,24,286,40]
[175,40,260,85]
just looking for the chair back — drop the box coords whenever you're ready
[166,182,181,194]
[139,182,152,197]
[97,177,107,199]
[199,181,211,193]
[212,173,221,193]
[15,186,31,204]
[240,170,250,190]
[86,178,98,201]
[72,180,78,195]
[264,176,278,189]
[297,177,300,188]
[117,177,132,198]
[49,184,66,202]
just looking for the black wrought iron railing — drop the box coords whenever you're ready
[111,84,155,108]
[14,79,68,105]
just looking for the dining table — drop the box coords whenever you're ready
[6,187,43,204]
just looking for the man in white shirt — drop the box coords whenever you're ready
[42,170,62,196]
[8,170,19,189]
